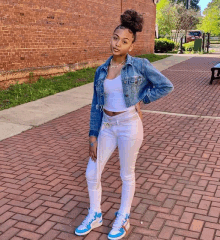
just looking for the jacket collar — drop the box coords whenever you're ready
[100,53,133,72]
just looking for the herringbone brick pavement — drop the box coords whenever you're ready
[0,57,220,240]
[144,57,220,117]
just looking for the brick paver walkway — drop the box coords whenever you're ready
[0,57,220,240]
[144,57,220,116]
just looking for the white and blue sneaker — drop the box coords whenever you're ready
[108,211,130,240]
[75,208,102,236]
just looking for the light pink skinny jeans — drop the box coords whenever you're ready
[86,107,144,215]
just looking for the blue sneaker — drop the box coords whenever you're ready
[108,211,130,240]
[75,208,102,236]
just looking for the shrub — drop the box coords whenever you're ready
[155,38,175,53]
[182,41,194,51]
[174,42,180,50]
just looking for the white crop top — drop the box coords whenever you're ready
[103,74,135,112]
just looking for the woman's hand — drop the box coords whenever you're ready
[89,136,97,162]
[135,101,143,122]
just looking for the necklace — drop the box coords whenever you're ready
[109,58,125,68]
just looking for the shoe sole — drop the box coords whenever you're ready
[108,221,130,239]
[75,220,102,236]
[108,231,126,240]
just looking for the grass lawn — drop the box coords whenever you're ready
[0,53,171,111]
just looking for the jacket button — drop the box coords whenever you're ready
[125,94,129,97]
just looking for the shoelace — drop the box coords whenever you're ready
[112,212,127,230]
[81,209,96,227]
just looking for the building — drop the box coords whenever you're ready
[0,0,157,89]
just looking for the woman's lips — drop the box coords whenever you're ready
[113,48,120,52]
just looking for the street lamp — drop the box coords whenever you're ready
[186,0,189,9]
[185,0,190,43]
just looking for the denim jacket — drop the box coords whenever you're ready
[89,53,174,138]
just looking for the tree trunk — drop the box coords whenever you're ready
[185,29,187,43]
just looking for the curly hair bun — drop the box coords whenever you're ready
[120,9,144,33]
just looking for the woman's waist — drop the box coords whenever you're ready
[103,106,137,123]
[103,108,126,116]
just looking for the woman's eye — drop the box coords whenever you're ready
[112,37,127,44]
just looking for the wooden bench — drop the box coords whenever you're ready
[210,63,220,84]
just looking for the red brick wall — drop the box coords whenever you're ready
[0,0,156,89]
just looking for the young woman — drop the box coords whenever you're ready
[75,9,174,240]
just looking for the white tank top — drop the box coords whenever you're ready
[103,74,136,112]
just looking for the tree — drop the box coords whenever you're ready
[156,0,200,41]
[179,8,200,37]
[156,0,177,37]
[204,0,220,13]
[169,0,200,12]
[198,8,220,35]
[197,0,220,35]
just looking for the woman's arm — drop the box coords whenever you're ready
[141,58,174,104]
[135,101,143,122]
[89,68,101,138]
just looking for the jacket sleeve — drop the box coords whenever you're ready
[141,58,174,104]
[88,68,102,138]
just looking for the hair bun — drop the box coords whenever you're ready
[120,9,144,33]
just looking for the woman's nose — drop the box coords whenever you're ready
[116,41,121,47]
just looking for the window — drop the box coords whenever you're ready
[189,31,201,37]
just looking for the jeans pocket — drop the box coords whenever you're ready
[99,121,112,135]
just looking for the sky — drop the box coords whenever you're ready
[198,0,212,15]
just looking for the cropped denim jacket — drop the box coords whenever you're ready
[89,53,174,138]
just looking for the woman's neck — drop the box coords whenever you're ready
[112,54,127,64]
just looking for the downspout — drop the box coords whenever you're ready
[121,0,122,13]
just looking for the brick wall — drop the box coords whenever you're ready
[0,0,156,89]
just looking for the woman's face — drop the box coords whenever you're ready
[110,28,134,56]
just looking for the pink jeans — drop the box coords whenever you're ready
[86,107,143,215]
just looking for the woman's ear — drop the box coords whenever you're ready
[129,44,134,52]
